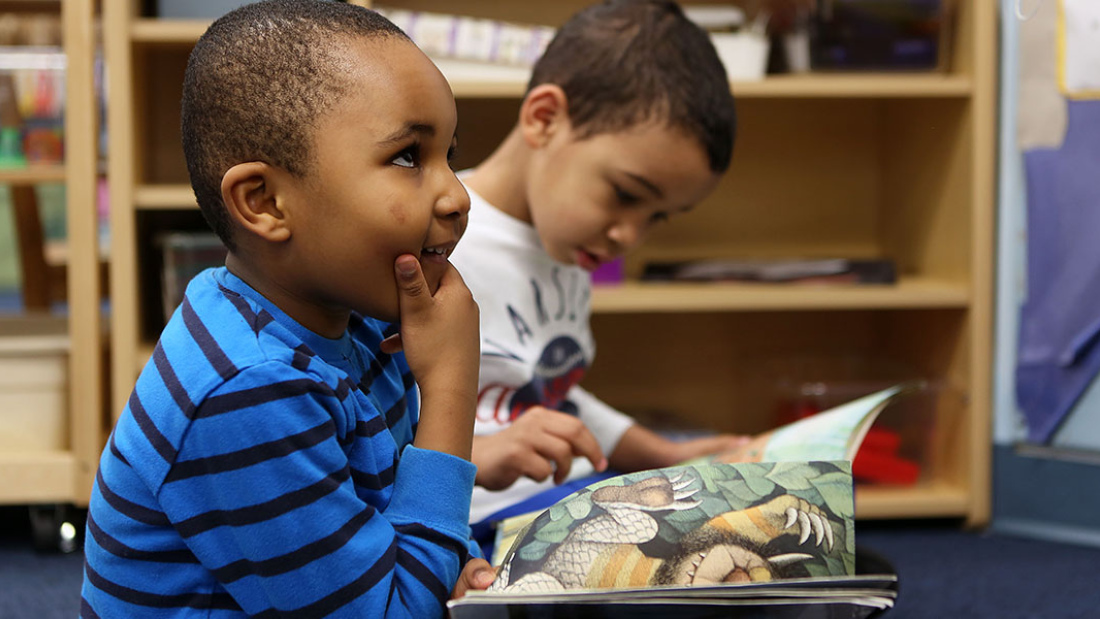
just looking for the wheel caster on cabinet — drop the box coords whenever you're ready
[29,504,84,554]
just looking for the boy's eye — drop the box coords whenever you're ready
[649,211,670,225]
[613,185,640,206]
[393,144,420,168]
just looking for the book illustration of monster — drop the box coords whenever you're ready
[490,461,854,593]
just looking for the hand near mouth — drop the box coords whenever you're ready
[384,253,481,460]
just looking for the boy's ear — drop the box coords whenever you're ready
[519,84,569,148]
[221,162,291,243]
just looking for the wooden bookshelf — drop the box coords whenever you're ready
[105,1,996,525]
[0,0,104,511]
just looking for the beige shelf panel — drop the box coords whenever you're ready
[446,65,974,99]
[0,452,78,503]
[0,165,67,184]
[134,184,197,210]
[131,18,209,43]
[732,73,972,98]
[855,481,970,519]
[592,279,969,313]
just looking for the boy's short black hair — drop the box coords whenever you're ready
[529,0,735,174]
[181,0,408,250]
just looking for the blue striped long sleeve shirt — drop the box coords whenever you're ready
[81,267,477,618]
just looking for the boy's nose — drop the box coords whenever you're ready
[607,219,644,250]
[436,173,471,219]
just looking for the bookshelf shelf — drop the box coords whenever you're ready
[0,451,78,503]
[130,18,208,43]
[439,60,974,99]
[134,184,196,210]
[0,165,67,184]
[126,20,974,99]
[856,481,970,519]
[592,279,969,313]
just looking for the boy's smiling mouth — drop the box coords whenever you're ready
[419,241,456,273]
[420,239,455,261]
[421,245,451,260]
[418,242,456,293]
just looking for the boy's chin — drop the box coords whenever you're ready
[362,298,401,325]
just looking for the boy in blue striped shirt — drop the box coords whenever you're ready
[81,1,492,616]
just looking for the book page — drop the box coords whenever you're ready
[762,386,903,462]
[709,385,905,465]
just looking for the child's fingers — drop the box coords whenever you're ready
[393,254,430,308]
[530,435,576,485]
[451,558,496,599]
[522,408,608,481]
[545,415,607,474]
[518,450,556,483]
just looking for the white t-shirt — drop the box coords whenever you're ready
[450,182,634,524]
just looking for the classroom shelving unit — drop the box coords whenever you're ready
[103,0,996,525]
[0,0,104,542]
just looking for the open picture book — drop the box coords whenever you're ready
[448,385,911,618]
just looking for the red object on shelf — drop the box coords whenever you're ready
[853,448,921,485]
[859,427,902,453]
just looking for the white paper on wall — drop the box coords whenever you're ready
[1059,0,1100,98]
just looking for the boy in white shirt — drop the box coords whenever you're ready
[449,0,747,552]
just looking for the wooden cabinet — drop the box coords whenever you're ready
[0,0,104,509]
[104,0,995,525]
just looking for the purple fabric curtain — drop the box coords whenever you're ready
[1017,100,1100,442]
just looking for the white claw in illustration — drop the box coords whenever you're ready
[808,512,825,546]
[673,486,701,503]
[797,511,812,545]
[784,506,799,530]
[769,553,814,568]
[670,474,693,491]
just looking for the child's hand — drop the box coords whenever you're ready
[670,434,753,464]
[609,425,754,471]
[385,254,480,459]
[472,407,607,490]
[451,558,497,600]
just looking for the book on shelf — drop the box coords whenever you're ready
[375,7,555,68]
[449,385,910,618]
[0,46,66,167]
[641,258,897,285]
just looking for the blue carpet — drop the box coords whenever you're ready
[3,505,1100,618]
[859,520,1100,619]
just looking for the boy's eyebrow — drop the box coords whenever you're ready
[623,172,664,199]
[379,123,436,145]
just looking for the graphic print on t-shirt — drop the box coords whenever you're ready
[511,335,586,418]
[479,335,588,423]
[477,267,592,425]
